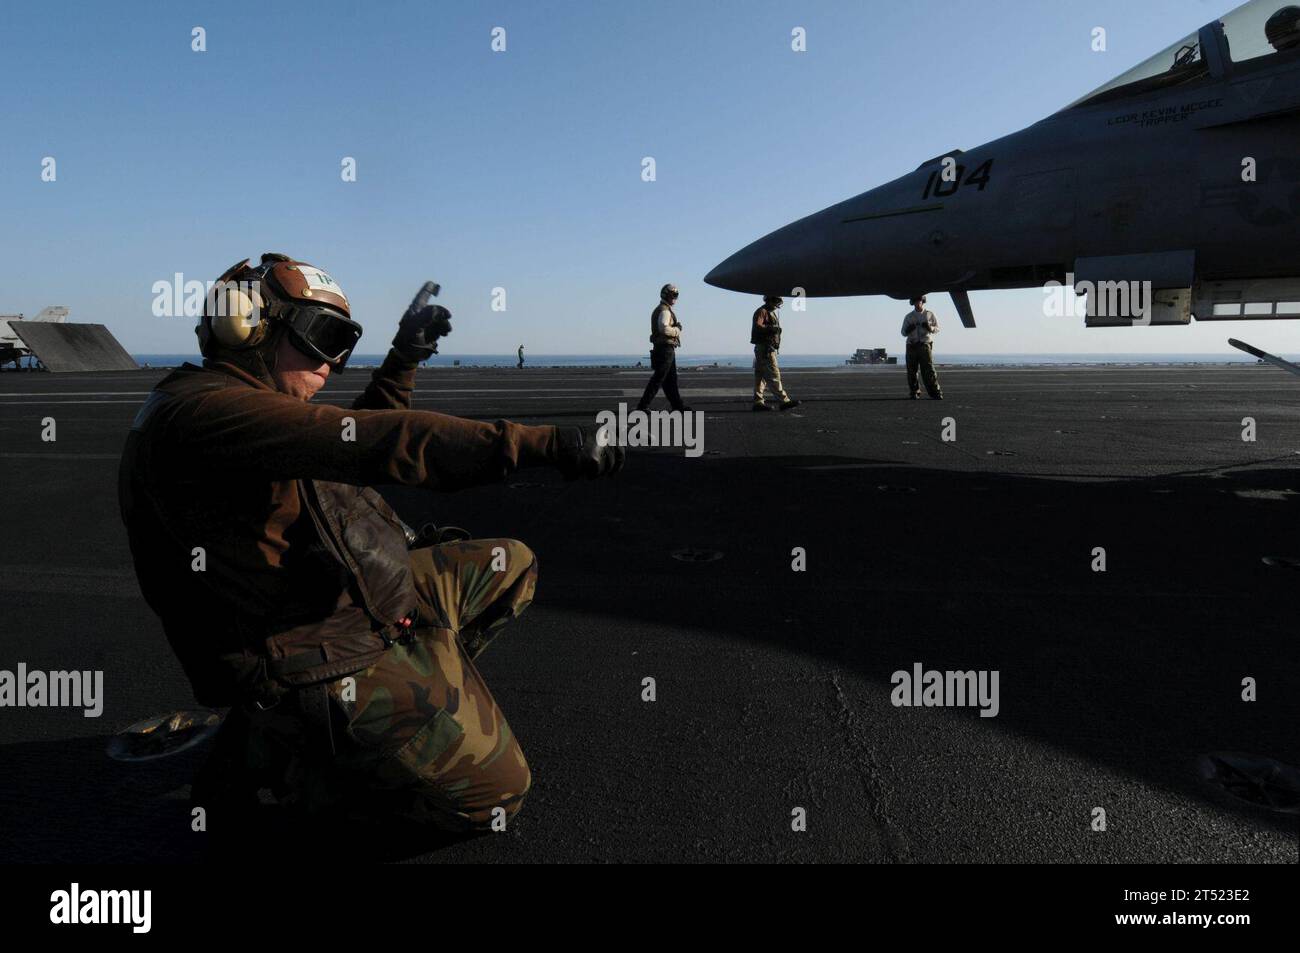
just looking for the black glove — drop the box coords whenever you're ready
[555,426,625,479]
[393,304,452,362]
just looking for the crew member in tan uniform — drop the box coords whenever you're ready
[752,295,800,411]
[901,295,943,400]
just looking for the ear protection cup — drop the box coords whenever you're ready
[198,258,272,356]
[208,285,264,347]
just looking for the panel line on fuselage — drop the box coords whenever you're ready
[842,204,945,223]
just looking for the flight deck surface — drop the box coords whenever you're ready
[1,363,1296,863]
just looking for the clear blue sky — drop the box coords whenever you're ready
[4,0,1284,355]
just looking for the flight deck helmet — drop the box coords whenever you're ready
[198,253,363,369]
[1266,6,1300,52]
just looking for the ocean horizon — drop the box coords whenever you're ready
[129,352,1280,369]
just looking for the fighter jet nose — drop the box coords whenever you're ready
[703,254,746,291]
[705,213,833,295]
[704,233,796,294]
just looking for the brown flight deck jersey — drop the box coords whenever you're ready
[751,306,781,348]
[119,351,559,705]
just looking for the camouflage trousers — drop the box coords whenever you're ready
[249,538,538,832]
[754,345,789,404]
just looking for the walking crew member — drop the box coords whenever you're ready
[752,295,800,411]
[636,283,691,412]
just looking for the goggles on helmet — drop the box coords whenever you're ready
[281,304,363,368]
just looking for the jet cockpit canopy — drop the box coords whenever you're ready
[1065,0,1300,110]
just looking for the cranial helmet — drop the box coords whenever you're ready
[198,253,362,368]
[1266,6,1300,51]
[660,283,679,302]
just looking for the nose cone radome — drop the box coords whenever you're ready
[705,212,833,295]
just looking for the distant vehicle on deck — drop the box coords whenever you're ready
[846,348,897,366]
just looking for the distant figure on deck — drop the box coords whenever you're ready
[636,283,691,412]
[901,296,943,400]
[517,344,525,369]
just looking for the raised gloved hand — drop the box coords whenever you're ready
[393,303,452,362]
[555,426,625,479]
